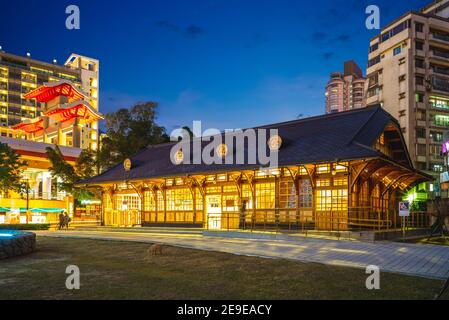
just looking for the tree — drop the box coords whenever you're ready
[98,102,169,170]
[46,146,96,201]
[0,142,27,197]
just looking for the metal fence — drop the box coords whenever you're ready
[205,207,431,233]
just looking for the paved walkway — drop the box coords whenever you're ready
[35,229,449,280]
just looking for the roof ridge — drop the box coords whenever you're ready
[345,106,382,146]
[255,105,380,130]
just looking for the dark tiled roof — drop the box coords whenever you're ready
[80,105,411,185]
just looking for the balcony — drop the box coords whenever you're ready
[431,65,449,76]
[432,75,449,93]
[21,87,33,94]
[21,75,36,83]
[432,32,449,43]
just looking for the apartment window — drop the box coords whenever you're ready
[393,46,402,56]
[415,22,424,33]
[415,40,424,50]
[416,128,426,139]
[368,74,379,87]
[417,144,426,156]
[416,76,424,86]
[367,87,380,98]
[415,59,425,69]
[416,110,426,121]
[380,20,411,43]
[369,43,379,53]
[433,75,449,92]
[368,55,381,68]
[430,131,443,143]
[430,96,449,109]
[434,114,449,127]
[416,93,424,103]
[430,145,442,157]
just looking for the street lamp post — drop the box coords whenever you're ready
[26,179,29,224]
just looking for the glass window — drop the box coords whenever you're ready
[430,96,449,109]
[279,180,296,209]
[393,46,402,56]
[316,179,331,187]
[316,164,330,174]
[116,194,140,211]
[333,178,348,186]
[166,188,193,211]
[144,191,156,211]
[299,179,313,208]
[316,189,348,212]
[255,183,275,209]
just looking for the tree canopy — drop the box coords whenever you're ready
[98,102,169,170]
[46,146,97,200]
[0,142,27,196]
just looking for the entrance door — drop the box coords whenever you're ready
[206,195,221,230]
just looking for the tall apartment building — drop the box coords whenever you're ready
[325,60,366,114]
[0,51,99,150]
[366,0,449,189]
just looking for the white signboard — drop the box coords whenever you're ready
[399,202,410,217]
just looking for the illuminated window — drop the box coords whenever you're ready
[223,185,238,193]
[207,186,221,194]
[333,177,348,186]
[279,180,296,209]
[316,164,330,174]
[156,190,165,212]
[299,179,313,208]
[222,194,239,212]
[116,194,140,211]
[298,167,309,176]
[144,191,156,211]
[195,189,203,211]
[255,183,275,209]
[334,163,348,173]
[166,188,193,211]
[316,179,331,187]
[316,189,348,211]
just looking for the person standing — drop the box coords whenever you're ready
[63,212,71,229]
[58,213,64,230]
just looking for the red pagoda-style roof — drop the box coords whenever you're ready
[24,80,87,103]
[11,118,44,134]
[44,101,103,122]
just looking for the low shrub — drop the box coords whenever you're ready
[0,224,50,231]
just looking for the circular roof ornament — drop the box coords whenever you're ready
[268,135,283,151]
[174,150,184,164]
[216,144,228,158]
[123,158,132,171]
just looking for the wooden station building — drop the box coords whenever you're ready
[79,106,431,231]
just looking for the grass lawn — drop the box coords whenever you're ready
[0,236,447,300]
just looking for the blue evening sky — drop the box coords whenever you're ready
[0,0,428,133]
